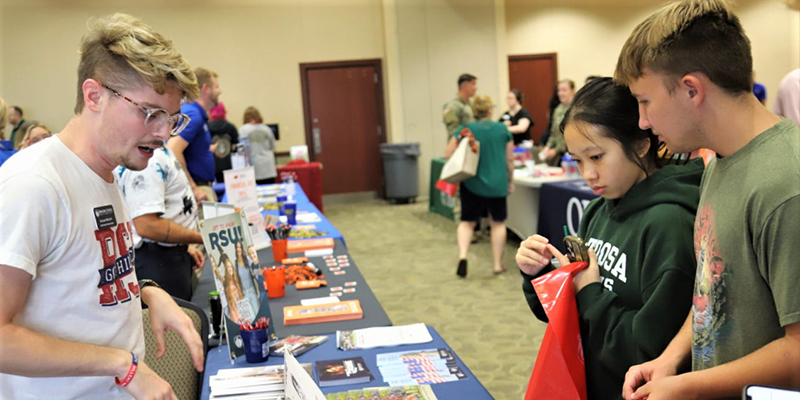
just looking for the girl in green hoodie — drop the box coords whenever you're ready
[516,77,703,400]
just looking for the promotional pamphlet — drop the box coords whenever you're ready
[325,385,438,400]
[285,352,327,400]
[200,211,272,361]
[224,166,270,250]
[209,365,284,399]
[375,348,466,387]
[336,323,432,351]
[314,356,373,387]
[270,335,329,357]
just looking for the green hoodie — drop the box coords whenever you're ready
[522,158,703,400]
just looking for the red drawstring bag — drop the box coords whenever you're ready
[525,261,588,400]
[434,179,457,197]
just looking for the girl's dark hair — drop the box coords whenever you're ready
[560,77,664,174]
[510,88,524,105]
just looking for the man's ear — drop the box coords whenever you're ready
[82,79,104,113]
[681,73,705,105]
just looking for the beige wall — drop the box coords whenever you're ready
[1,0,385,151]
[390,0,502,196]
[505,1,800,110]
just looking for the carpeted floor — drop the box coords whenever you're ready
[324,200,548,400]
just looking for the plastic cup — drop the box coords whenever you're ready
[277,195,287,216]
[240,328,270,363]
[284,201,297,225]
[263,266,286,298]
[271,239,288,263]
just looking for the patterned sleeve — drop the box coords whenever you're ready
[120,154,168,219]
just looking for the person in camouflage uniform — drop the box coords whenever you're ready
[443,74,478,139]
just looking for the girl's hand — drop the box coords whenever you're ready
[550,245,600,292]
[516,235,553,276]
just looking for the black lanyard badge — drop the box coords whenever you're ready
[93,205,117,230]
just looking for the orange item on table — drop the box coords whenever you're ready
[296,280,327,290]
[282,257,309,265]
[263,266,286,298]
[272,239,288,263]
[283,300,363,326]
[287,238,334,253]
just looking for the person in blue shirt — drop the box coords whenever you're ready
[167,67,222,202]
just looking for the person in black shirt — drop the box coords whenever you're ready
[499,89,533,145]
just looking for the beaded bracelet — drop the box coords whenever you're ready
[115,352,138,387]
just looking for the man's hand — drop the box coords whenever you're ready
[543,147,558,161]
[508,182,515,194]
[125,361,177,400]
[192,186,208,203]
[622,357,680,400]
[141,287,204,372]
[550,246,600,292]
[187,246,205,271]
[516,235,553,276]
[626,373,698,400]
[503,120,512,127]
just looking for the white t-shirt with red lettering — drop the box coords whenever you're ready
[0,136,144,400]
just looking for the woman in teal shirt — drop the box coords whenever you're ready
[445,94,514,278]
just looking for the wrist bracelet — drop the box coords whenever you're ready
[115,352,138,387]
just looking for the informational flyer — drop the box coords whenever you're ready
[200,211,272,361]
[285,352,326,400]
[224,166,270,250]
[336,323,433,351]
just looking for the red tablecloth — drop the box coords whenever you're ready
[277,161,324,213]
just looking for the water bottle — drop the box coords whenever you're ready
[285,175,296,199]
[561,154,579,178]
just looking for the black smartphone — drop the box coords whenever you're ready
[744,385,800,400]
[563,235,590,263]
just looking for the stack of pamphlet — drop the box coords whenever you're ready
[315,356,373,387]
[325,384,438,400]
[336,323,432,351]
[376,348,468,386]
[269,334,329,357]
[208,365,285,400]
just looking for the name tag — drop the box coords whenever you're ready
[93,205,117,230]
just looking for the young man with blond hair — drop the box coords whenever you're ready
[167,67,222,202]
[614,1,800,399]
[0,14,204,400]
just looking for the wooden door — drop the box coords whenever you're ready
[508,53,558,144]
[300,60,386,195]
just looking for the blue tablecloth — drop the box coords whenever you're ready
[223,182,343,243]
[200,325,494,400]
[537,180,598,253]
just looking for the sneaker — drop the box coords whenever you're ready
[457,259,468,278]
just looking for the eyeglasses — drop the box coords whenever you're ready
[100,83,191,136]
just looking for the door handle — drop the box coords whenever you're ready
[312,127,322,154]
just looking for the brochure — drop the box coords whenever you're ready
[336,323,432,351]
[314,356,373,387]
[325,385,438,400]
[285,352,327,400]
[270,334,329,357]
[209,365,284,399]
[284,300,363,326]
[374,348,465,387]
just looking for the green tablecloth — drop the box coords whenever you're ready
[429,158,456,220]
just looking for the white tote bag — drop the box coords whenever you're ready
[440,137,480,184]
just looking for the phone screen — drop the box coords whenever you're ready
[745,385,800,400]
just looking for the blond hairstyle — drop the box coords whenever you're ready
[194,67,218,91]
[471,95,494,119]
[243,106,263,124]
[614,0,752,95]
[75,13,199,114]
[20,124,53,149]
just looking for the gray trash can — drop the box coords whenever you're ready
[380,142,420,203]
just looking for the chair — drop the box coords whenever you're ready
[142,297,209,400]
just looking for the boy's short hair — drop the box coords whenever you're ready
[194,67,218,91]
[458,73,477,87]
[75,13,199,114]
[614,0,752,95]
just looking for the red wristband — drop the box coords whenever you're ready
[115,352,138,387]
